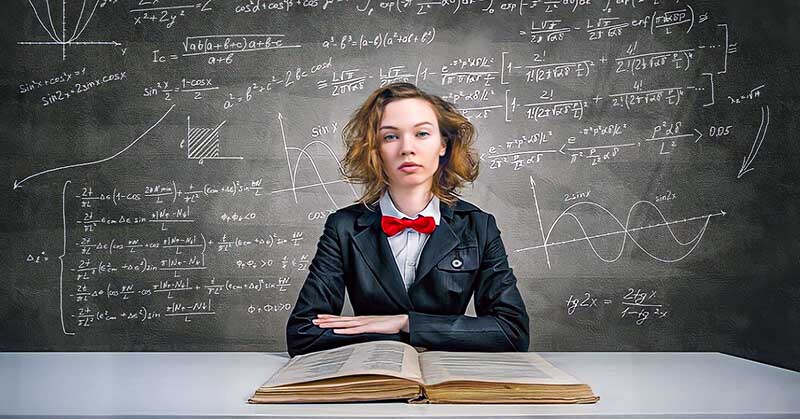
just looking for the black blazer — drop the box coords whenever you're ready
[285,198,529,357]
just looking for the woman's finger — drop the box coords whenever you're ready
[317,314,359,320]
[314,319,363,327]
[317,314,356,319]
[314,317,356,323]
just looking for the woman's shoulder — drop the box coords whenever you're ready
[334,197,488,214]
[447,198,500,230]
[322,201,381,231]
[327,197,494,226]
[322,198,501,242]
[449,197,486,215]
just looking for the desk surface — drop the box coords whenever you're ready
[1,351,799,418]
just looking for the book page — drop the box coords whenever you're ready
[264,341,423,387]
[419,351,583,386]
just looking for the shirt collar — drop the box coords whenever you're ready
[379,190,441,226]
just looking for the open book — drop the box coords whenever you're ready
[249,341,599,404]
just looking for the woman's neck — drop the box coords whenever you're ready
[386,186,434,216]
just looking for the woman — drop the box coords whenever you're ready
[286,82,529,357]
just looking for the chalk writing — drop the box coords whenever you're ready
[565,289,669,325]
[130,1,213,29]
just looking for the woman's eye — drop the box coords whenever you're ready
[383,134,397,141]
[417,131,429,137]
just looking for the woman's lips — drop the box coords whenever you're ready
[399,164,421,173]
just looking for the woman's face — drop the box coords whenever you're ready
[378,98,447,193]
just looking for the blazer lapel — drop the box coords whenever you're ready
[413,202,459,286]
[352,204,414,311]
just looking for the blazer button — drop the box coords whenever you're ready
[451,258,463,269]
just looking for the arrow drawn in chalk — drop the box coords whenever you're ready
[13,105,175,189]
[737,105,769,179]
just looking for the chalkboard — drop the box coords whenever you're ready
[2,0,798,371]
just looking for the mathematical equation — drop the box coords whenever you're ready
[229,0,679,17]
[566,288,669,326]
[135,42,731,138]
[61,180,306,331]
[480,120,721,168]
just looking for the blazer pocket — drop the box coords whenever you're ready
[436,246,479,272]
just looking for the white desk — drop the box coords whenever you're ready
[1,352,798,418]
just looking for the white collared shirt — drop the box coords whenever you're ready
[378,191,441,291]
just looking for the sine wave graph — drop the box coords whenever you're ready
[516,176,726,268]
[18,0,120,60]
[271,113,358,209]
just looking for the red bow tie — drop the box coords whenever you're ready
[381,215,436,236]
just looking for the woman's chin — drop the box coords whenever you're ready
[390,176,431,189]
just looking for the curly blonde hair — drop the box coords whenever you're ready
[341,82,479,207]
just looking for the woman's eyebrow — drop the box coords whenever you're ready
[379,122,433,130]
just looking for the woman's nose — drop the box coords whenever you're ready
[399,135,415,155]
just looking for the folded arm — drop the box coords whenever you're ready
[285,214,406,357]
[408,214,530,352]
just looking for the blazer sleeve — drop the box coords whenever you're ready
[407,213,530,352]
[285,213,405,357]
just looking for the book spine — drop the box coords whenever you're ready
[407,386,429,404]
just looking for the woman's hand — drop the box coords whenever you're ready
[312,314,409,335]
